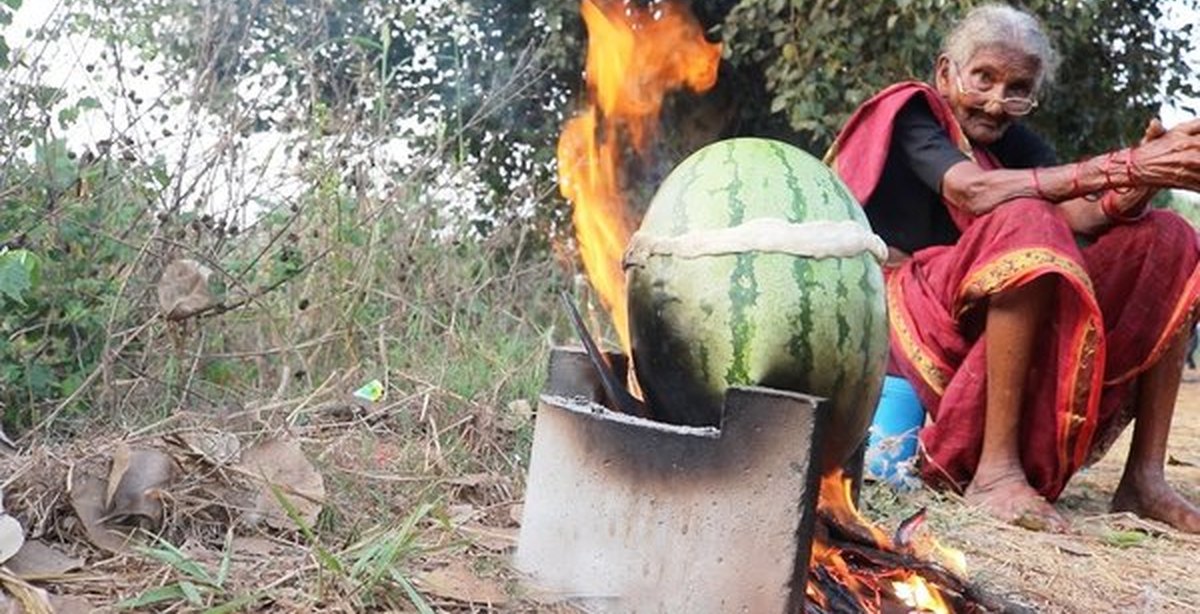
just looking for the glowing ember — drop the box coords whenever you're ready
[807,469,965,613]
[556,0,721,352]
[894,573,952,613]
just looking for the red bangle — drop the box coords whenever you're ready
[1031,167,1048,200]
[1071,161,1083,196]
[1104,149,1132,193]
[1100,191,1149,224]
[1125,147,1142,184]
[1101,151,1118,191]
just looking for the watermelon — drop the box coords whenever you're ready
[624,137,888,471]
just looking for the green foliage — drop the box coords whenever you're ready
[723,0,1200,158]
[1027,0,1198,159]
[0,136,155,427]
[1162,190,1200,228]
[117,533,264,612]
[0,249,38,304]
[0,0,19,70]
[0,0,568,434]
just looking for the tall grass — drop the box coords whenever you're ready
[0,0,572,436]
[1,3,575,608]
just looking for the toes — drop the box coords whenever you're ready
[1012,503,1070,533]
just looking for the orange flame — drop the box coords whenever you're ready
[807,469,964,613]
[557,0,721,352]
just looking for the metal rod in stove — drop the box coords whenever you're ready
[558,291,649,418]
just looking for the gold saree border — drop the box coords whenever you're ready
[1063,315,1104,471]
[955,247,1094,315]
[887,273,953,396]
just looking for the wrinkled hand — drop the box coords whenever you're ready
[1131,117,1200,190]
[1142,117,1167,144]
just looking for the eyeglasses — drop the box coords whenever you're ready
[952,61,1039,116]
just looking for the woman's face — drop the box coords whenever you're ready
[935,45,1042,145]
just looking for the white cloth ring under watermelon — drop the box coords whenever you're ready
[622,218,888,267]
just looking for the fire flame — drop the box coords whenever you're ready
[807,470,965,613]
[558,2,971,612]
[556,0,721,352]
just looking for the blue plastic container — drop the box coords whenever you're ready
[866,375,925,487]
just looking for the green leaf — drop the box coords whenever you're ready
[268,483,343,574]
[0,250,39,305]
[178,580,205,605]
[115,584,188,609]
[1102,530,1148,549]
[392,571,436,614]
[2,1,22,10]
[135,538,216,585]
[58,105,81,128]
[216,530,234,587]
[202,592,266,614]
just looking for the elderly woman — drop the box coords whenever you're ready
[827,3,1200,532]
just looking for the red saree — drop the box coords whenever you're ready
[827,82,1200,500]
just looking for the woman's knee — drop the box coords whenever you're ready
[988,199,1073,242]
[1123,210,1199,256]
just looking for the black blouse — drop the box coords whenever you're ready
[863,97,1058,254]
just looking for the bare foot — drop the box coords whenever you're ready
[1112,473,1200,533]
[965,467,1070,532]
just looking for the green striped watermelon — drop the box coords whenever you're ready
[625,137,887,471]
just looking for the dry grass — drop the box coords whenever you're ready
[0,372,555,612]
[862,379,1200,613]
[4,342,1199,613]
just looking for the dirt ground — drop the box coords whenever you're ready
[860,378,1200,613]
[2,377,1198,612]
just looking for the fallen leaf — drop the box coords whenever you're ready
[231,536,287,557]
[176,430,241,466]
[67,461,133,553]
[445,473,492,488]
[0,570,51,614]
[47,595,93,614]
[498,399,532,432]
[1167,454,1196,467]
[415,561,508,606]
[0,515,24,564]
[352,379,385,403]
[104,444,132,509]
[238,437,326,530]
[5,540,84,578]
[157,259,216,321]
[457,524,518,552]
[447,504,480,525]
[104,448,177,529]
[0,590,91,614]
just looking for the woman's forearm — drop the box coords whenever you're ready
[941,154,1158,230]
[943,118,1200,216]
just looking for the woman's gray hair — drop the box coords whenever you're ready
[941,4,1060,88]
